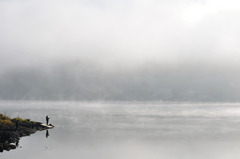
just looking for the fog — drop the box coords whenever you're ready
[1,0,240,101]
[2,102,240,159]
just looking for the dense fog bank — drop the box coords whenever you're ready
[0,62,240,102]
[1,0,240,102]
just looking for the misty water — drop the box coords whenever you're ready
[1,101,240,159]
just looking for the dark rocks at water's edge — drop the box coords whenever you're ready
[0,116,54,153]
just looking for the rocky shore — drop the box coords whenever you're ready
[0,114,53,152]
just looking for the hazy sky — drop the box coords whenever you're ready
[1,0,240,70]
[1,0,240,101]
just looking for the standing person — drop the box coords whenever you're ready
[46,116,50,125]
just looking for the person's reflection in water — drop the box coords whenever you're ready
[46,130,49,138]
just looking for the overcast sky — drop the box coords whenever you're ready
[1,0,240,101]
[1,0,240,69]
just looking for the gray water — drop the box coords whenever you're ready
[1,101,240,159]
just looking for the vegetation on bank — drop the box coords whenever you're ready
[0,114,36,131]
[0,114,14,125]
[0,114,53,153]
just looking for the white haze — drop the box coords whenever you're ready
[1,0,240,101]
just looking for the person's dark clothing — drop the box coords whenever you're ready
[46,116,50,125]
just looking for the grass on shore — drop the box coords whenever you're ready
[0,114,13,125]
[12,117,31,122]
[0,114,32,126]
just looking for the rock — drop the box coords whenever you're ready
[40,123,54,129]
[9,144,16,149]
[0,118,54,153]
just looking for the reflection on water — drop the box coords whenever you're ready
[0,128,51,153]
[46,130,49,138]
[0,138,18,152]
[1,101,240,159]
[0,130,21,153]
[16,139,19,148]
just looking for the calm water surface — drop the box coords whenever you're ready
[1,101,240,159]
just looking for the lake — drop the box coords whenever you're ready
[1,101,240,159]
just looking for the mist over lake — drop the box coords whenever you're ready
[2,101,240,159]
[1,0,240,158]
[1,0,240,102]
[1,62,240,101]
